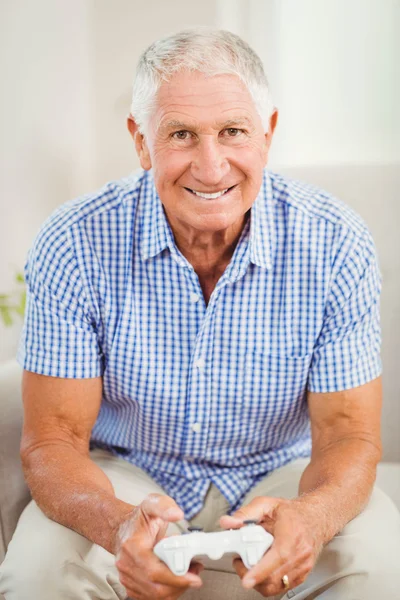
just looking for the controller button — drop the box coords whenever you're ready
[243,519,258,525]
[188,526,204,532]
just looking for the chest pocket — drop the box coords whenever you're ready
[244,351,311,399]
[211,350,311,403]
[241,350,311,428]
[209,349,312,451]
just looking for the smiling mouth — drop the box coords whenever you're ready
[184,185,237,199]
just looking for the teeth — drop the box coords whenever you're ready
[191,188,229,199]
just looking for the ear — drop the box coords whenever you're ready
[263,109,279,162]
[127,115,152,170]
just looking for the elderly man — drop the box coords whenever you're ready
[0,27,399,600]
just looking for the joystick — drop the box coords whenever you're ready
[154,522,274,576]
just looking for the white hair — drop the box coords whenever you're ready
[130,27,274,137]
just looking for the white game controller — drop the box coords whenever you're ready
[154,521,274,576]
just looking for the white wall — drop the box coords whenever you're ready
[0,0,95,360]
[0,0,217,361]
[91,0,217,184]
[217,0,400,167]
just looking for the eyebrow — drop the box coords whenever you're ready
[159,117,253,133]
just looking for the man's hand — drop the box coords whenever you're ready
[115,493,204,599]
[219,496,324,597]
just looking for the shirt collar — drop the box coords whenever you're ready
[249,169,274,270]
[140,168,274,271]
[140,170,170,261]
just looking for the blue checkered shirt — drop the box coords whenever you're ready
[17,168,382,519]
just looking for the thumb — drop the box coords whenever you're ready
[219,496,282,528]
[141,493,184,522]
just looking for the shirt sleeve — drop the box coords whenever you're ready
[307,226,382,393]
[16,222,103,379]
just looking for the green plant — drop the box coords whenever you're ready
[0,272,26,326]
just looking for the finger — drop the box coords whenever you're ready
[219,496,282,529]
[121,574,203,597]
[122,574,202,600]
[189,561,205,576]
[239,533,314,592]
[117,497,184,553]
[241,514,300,587]
[233,555,275,591]
[233,557,291,595]
[261,550,315,594]
[230,542,285,587]
[241,545,288,588]
[241,540,310,592]
[118,551,203,591]
[219,515,244,529]
[232,557,247,578]
[141,493,184,522]
[255,566,310,598]
[266,564,310,591]
[152,553,203,587]
[118,532,204,588]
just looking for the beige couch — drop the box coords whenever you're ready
[0,360,31,564]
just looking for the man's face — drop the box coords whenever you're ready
[131,71,277,234]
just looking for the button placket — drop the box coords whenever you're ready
[183,283,221,459]
[189,355,206,443]
[190,292,200,304]
[194,357,206,370]
[183,347,210,457]
[184,267,204,309]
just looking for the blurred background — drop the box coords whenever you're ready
[0,0,399,460]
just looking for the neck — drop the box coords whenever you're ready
[165,211,249,276]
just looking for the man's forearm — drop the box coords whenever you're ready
[294,438,381,545]
[22,444,135,554]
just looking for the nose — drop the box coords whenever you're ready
[191,136,230,186]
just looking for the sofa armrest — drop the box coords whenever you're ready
[0,360,31,563]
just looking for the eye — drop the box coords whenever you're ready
[171,130,191,140]
[224,128,244,137]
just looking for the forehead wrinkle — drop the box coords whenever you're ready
[158,117,253,134]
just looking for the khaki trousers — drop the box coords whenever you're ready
[0,448,399,600]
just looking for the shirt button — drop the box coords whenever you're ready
[190,292,200,303]
[192,422,201,433]
[194,357,206,369]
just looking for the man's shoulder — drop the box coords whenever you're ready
[25,169,148,288]
[44,169,145,234]
[267,170,368,240]
[30,169,147,258]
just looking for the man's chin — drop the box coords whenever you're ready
[180,212,248,234]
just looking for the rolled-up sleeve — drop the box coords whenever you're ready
[17,223,103,379]
[308,227,382,393]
